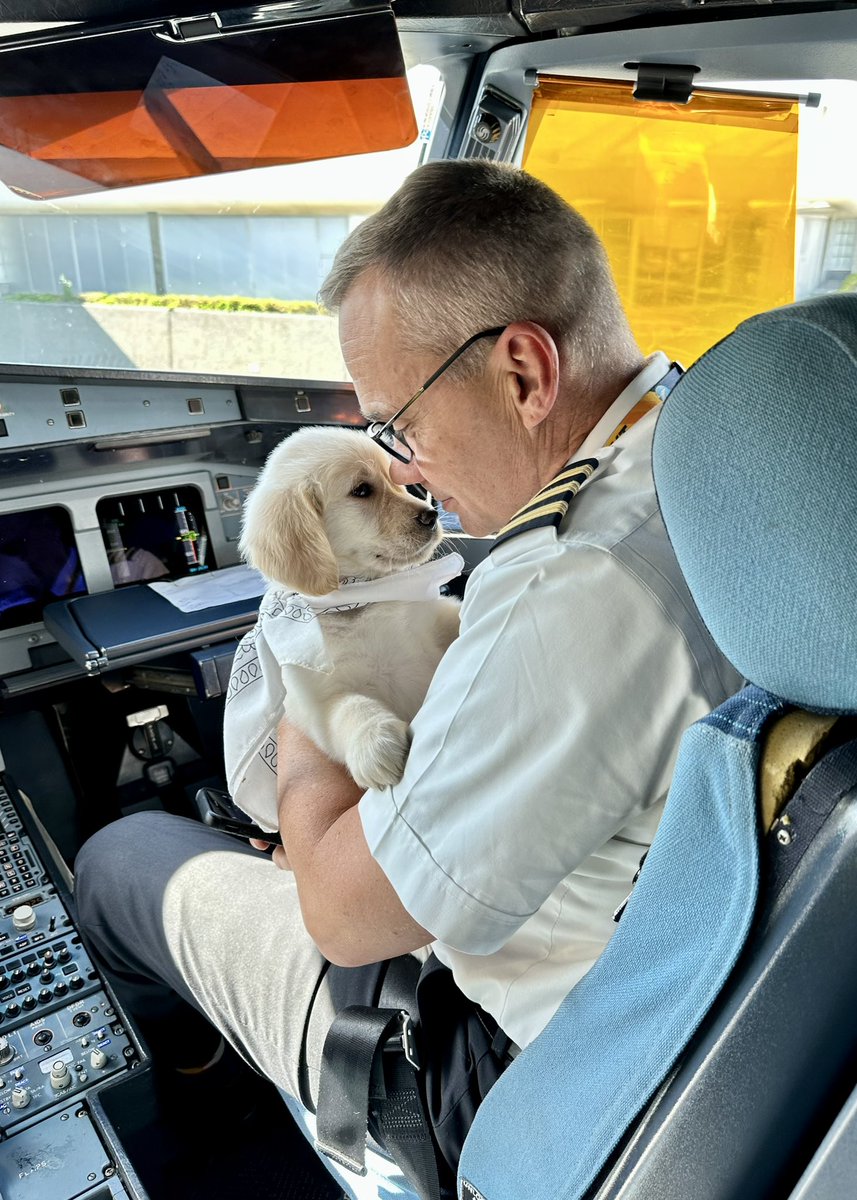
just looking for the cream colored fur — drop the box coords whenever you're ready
[240,426,460,789]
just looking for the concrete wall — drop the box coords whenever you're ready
[0,301,348,380]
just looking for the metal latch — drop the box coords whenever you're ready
[631,62,700,105]
[385,1011,420,1071]
[160,13,223,41]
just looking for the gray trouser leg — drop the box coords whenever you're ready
[74,811,336,1107]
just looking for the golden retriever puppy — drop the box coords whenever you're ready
[234,426,461,805]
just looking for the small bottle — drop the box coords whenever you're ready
[173,496,200,570]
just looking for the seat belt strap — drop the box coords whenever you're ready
[316,1004,403,1175]
[376,1034,445,1200]
[315,1001,445,1199]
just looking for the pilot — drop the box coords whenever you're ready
[74,160,743,1184]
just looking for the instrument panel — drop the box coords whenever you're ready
[0,367,363,687]
[0,768,141,1200]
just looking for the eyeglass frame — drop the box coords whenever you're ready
[366,325,507,464]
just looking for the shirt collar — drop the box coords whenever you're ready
[573,351,672,460]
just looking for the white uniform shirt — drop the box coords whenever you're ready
[359,354,743,1049]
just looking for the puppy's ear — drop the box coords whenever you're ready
[240,481,339,596]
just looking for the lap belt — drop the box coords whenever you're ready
[315,956,448,1200]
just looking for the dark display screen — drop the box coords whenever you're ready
[0,506,87,630]
[96,486,214,588]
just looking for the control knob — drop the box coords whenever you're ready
[0,1037,13,1065]
[12,905,36,932]
[49,1060,72,1091]
[10,1085,29,1109]
[89,1048,108,1070]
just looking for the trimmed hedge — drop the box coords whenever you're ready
[3,291,324,315]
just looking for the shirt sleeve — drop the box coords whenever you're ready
[359,534,716,955]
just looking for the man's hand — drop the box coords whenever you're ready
[248,837,291,870]
[275,718,431,966]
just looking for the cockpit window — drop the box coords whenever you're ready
[0,24,441,382]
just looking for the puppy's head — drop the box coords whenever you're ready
[240,427,442,595]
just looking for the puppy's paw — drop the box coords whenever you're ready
[346,716,411,790]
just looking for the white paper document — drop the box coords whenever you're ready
[148,564,266,613]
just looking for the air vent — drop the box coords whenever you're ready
[460,88,525,162]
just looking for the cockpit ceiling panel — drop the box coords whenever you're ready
[0,0,855,38]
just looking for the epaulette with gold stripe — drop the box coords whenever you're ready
[492,458,599,552]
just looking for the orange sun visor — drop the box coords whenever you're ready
[0,9,418,200]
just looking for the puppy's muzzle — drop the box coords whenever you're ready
[415,507,438,528]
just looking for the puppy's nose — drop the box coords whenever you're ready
[415,507,438,527]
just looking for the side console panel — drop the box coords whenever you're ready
[0,776,146,1200]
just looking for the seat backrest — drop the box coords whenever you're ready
[457,294,857,1200]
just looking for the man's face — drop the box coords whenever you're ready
[338,274,526,537]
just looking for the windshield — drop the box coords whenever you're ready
[0,61,442,381]
[1,68,854,379]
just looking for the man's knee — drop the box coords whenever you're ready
[76,814,148,920]
[75,811,192,936]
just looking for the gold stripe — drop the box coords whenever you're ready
[533,468,596,505]
[493,389,658,551]
[498,499,569,536]
[499,466,594,537]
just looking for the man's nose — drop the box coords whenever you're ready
[390,457,426,487]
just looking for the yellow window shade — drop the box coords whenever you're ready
[523,77,798,366]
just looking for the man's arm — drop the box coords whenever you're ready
[274,718,432,966]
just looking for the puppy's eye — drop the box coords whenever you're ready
[351,482,374,499]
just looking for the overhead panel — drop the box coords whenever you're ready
[523,76,798,367]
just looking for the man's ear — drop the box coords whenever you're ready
[500,322,560,431]
[240,482,339,595]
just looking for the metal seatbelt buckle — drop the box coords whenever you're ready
[384,1010,420,1071]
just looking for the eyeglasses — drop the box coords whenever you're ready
[366,325,506,464]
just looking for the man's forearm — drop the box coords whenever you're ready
[276,719,431,966]
[276,724,363,854]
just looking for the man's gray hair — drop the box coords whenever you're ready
[320,159,637,382]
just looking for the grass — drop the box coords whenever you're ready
[3,291,325,315]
